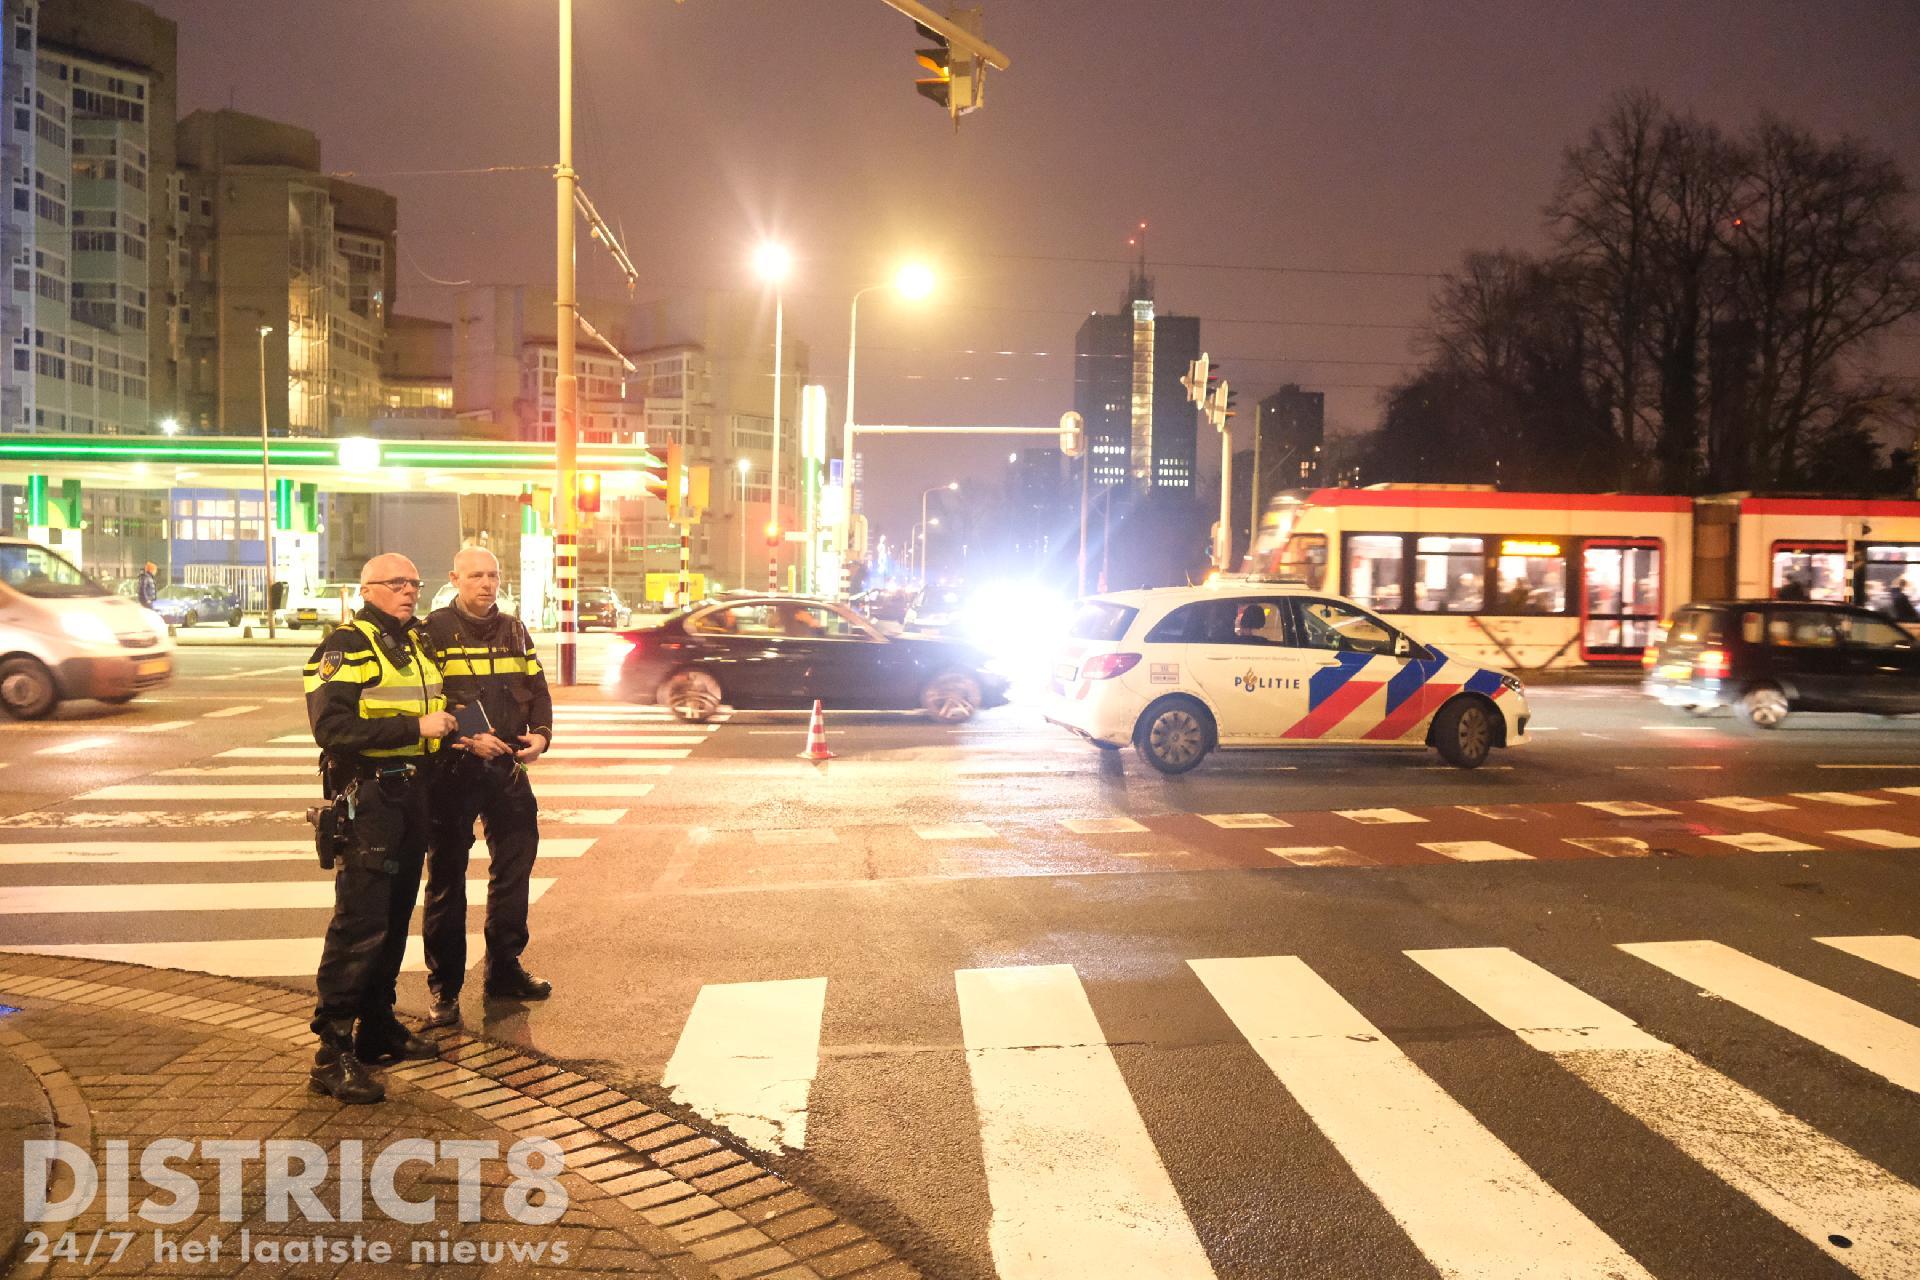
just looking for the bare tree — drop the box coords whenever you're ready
[1547,91,1668,484]
[1720,119,1920,485]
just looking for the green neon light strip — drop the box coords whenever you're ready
[0,437,659,471]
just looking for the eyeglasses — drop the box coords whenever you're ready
[366,577,424,592]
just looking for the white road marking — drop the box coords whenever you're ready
[1818,765,1920,771]
[1698,796,1793,813]
[0,837,594,866]
[0,809,304,830]
[1887,787,1920,797]
[200,704,259,719]
[1818,935,1920,983]
[1420,841,1532,862]
[1454,804,1533,821]
[1335,808,1426,825]
[1191,955,1649,1280]
[543,808,626,825]
[1563,837,1651,857]
[268,730,716,745]
[37,736,116,756]
[1620,940,1920,1093]
[1793,791,1892,806]
[1199,813,1292,828]
[660,977,827,1155]
[914,823,999,840]
[1409,945,1920,1278]
[1827,830,1920,849]
[1268,846,1363,866]
[956,964,1215,1279]
[1579,801,1679,817]
[126,720,194,734]
[752,828,838,845]
[0,931,482,978]
[156,761,679,777]
[76,781,653,801]
[0,877,550,915]
[1703,833,1820,853]
[1061,817,1150,835]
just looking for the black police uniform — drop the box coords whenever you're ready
[422,601,554,1002]
[304,602,445,1101]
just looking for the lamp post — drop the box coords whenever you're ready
[840,261,936,598]
[913,516,943,588]
[753,242,791,592]
[736,457,751,590]
[553,0,580,684]
[257,324,276,638]
[919,481,957,588]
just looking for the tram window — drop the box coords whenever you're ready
[1494,549,1567,614]
[1414,536,1484,613]
[1864,546,1920,615]
[1344,535,1405,611]
[1770,546,1845,602]
[1280,533,1328,590]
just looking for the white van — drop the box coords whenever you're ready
[0,536,174,718]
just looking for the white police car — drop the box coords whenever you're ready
[1043,582,1530,773]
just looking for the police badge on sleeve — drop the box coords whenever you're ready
[317,651,345,681]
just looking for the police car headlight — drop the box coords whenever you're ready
[1498,673,1524,695]
[61,612,117,647]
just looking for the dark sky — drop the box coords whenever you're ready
[148,0,1920,546]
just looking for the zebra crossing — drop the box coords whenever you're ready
[660,935,1920,1279]
[0,702,717,979]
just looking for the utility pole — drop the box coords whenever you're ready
[553,0,580,684]
[257,325,276,637]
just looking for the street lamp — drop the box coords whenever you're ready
[919,481,958,587]
[257,324,277,638]
[736,457,752,590]
[840,260,937,597]
[159,416,180,437]
[753,241,791,592]
[913,514,945,588]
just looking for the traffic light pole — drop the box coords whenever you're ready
[553,0,579,685]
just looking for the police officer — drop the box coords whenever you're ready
[136,561,157,610]
[305,553,492,1103]
[420,546,555,1029]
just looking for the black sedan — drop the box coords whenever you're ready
[607,596,1009,722]
[577,585,628,630]
[1643,598,1920,727]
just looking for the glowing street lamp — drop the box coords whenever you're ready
[159,417,181,437]
[753,242,792,592]
[841,260,938,596]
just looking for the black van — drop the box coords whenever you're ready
[1642,600,1920,727]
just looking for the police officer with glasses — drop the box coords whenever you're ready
[421,545,554,1030]
[303,553,509,1104]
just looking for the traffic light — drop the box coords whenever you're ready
[1059,410,1084,458]
[664,443,686,521]
[1181,354,1211,406]
[910,8,984,122]
[576,471,601,513]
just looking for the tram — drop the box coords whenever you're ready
[1250,485,1920,671]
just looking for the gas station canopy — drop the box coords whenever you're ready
[0,434,665,498]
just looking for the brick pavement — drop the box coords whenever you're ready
[0,955,915,1280]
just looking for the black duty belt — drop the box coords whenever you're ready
[327,758,424,784]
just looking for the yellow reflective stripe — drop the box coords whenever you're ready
[439,657,534,677]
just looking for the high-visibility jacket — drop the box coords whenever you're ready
[424,606,552,749]
[304,608,446,762]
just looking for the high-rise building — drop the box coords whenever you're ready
[3,0,177,437]
[172,110,396,437]
[1254,383,1325,495]
[1071,252,1200,493]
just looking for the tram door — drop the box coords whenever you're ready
[1579,540,1663,660]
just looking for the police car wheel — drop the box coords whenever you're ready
[0,656,58,720]
[1434,698,1494,769]
[1135,698,1213,774]
[661,669,722,722]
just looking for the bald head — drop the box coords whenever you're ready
[449,546,501,616]
[359,553,423,622]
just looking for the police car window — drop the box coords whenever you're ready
[1069,601,1138,642]
[1296,599,1396,655]
[1231,601,1289,645]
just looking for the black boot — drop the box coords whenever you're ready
[310,1024,385,1104]
[354,1015,441,1065]
[484,963,553,1000]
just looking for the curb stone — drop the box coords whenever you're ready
[0,954,917,1280]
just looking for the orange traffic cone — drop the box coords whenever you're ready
[797,699,835,762]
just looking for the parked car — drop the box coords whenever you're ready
[280,581,362,630]
[152,583,243,628]
[0,537,173,718]
[1643,599,1920,727]
[850,588,915,634]
[607,595,1009,722]
[576,585,629,630]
